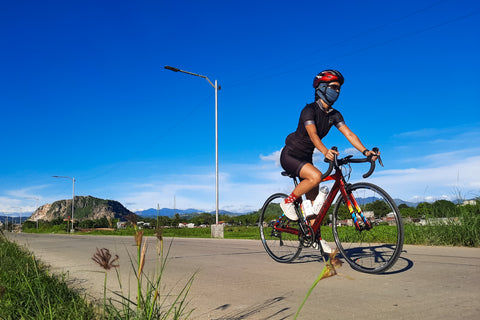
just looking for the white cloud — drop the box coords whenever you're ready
[260,150,281,167]
[6,185,48,199]
[0,185,49,214]
[368,155,480,202]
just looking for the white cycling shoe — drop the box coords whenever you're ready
[312,239,333,254]
[280,201,298,221]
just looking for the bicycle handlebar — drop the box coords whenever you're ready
[321,146,337,180]
[322,146,382,180]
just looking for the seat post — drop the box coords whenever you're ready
[281,171,299,187]
[292,177,299,187]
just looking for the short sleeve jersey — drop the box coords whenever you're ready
[285,101,345,158]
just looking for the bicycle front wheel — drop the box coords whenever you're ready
[332,182,404,273]
[259,193,302,263]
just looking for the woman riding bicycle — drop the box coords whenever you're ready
[280,69,379,252]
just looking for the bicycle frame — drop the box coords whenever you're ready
[275,166,371,237]
[313,169,372,232]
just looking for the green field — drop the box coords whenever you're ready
[21,213,480,247]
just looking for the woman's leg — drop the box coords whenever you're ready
[292,163,322,198]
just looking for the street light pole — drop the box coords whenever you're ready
[52,176,75,232]
[165,65,220,226]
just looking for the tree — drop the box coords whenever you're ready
[219,214,234,224]
[191,213,214,225]
[335,203,350,220]
[172,213,181,226]
[233,211,260,226]
[400,206,418,219]
[416,202,433,217]
[22,220,37,229]
[432,200,458,217]
[156,216,171,227]
[93,217,109,228]
[365,200,391,217]
[79,220,95,228]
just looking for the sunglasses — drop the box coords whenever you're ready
[328,84,341,91]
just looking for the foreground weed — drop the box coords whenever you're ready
[294,249,353,320]
[92,248,120,319]
[92,223,194,319]
[92,248,120,270]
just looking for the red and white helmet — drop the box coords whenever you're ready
[313,70,344,88]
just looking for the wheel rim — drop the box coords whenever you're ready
[260,194,302,263]
[332,183,404,273]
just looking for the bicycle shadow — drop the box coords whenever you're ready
[197,294,294,320]
[295,245,414,274]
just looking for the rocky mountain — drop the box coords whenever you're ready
[29,196,134,222]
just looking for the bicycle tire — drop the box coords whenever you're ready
[332,182,404,273]
[259,193,302,263]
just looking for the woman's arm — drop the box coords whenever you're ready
[338,125,378,158]
[338,125,366,151]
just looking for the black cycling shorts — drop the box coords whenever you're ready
[280,147,312,177]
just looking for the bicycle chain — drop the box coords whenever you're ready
[298,222,315,247]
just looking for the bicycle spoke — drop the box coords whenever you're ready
[259,193,302,263]
[332,183,404,273]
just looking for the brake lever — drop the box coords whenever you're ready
[371,147,384,167]
[332,146,339,167]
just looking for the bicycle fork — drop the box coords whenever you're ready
[344,190,372,231]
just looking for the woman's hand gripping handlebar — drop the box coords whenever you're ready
[321,146,383,180]
[359,147,383,178]
[321,146,338,180]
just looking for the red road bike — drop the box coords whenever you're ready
[259,147,404,273]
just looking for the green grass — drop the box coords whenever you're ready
[22,210,480,247]
[0,230,97,320]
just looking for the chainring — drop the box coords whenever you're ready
[298,223,315,247]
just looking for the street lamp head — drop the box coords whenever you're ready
[165,65,180,72]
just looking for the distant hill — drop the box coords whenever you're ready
[393,199,418,207]
[29,196,134,222]
[135,208,243,218]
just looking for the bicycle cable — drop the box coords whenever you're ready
[343,163,353,182]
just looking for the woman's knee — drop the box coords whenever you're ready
[310,170,322,185]
[301,165,322,185]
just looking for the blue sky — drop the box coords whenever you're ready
[1,0,479,216]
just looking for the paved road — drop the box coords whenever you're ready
[5,233,480,320]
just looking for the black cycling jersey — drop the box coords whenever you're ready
[284,101,345,158]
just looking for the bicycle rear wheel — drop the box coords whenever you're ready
[332,182,404,273]
[259,193,302,263]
